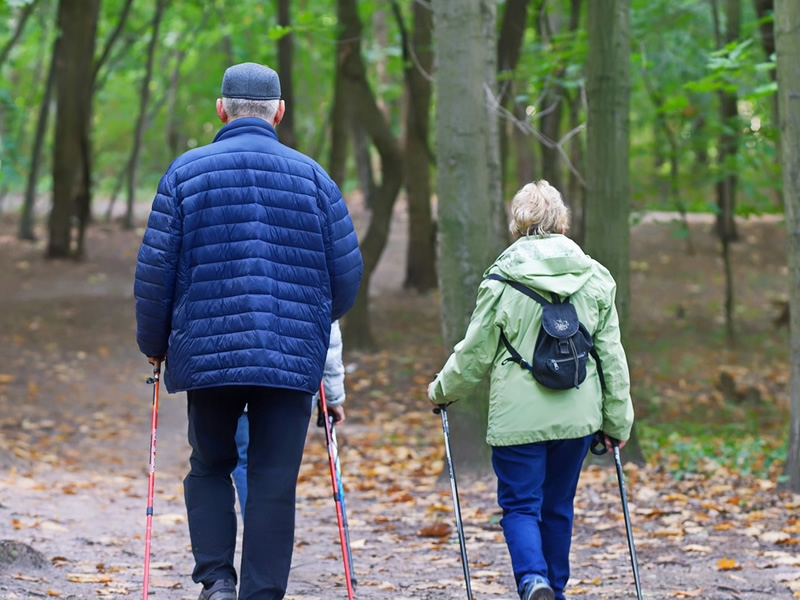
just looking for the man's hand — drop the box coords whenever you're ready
[328,404,345,425]
[147,356,165,367]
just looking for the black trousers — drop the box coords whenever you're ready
[184,385,312,600]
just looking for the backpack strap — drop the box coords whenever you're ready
[497,331,535,374]
[486,273,545,374]
[590,347,606,390]
[485,273,556,305]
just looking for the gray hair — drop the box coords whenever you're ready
[222,97,279,122]
[508,180,570,239]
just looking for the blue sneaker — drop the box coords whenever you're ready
[522,577,555,600]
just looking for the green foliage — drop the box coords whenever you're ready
[0,0,786,220]
[639,422,787,482]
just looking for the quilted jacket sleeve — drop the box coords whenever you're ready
[133,171,182,358]
[318,175,362,321]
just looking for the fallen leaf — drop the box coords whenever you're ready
[66,573,112,583]
[716,557,741,571]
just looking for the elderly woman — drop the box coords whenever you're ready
[428,180,634,600]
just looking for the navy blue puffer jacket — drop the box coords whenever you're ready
[134,117,362,394]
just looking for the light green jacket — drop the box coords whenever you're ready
[428,235,634,447]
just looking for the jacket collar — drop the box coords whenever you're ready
[213,117,278,143]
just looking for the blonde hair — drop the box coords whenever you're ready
[508,180,570,239]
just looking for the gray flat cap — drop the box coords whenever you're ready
[221,62,281,100]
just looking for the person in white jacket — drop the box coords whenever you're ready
[233,320,346,518]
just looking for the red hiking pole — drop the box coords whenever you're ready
[141,361,161,599]
[318,383,356,599]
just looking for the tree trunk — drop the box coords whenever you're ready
[0,0,40,69]
[753,0,782,210]
[393,0,437,292]
[92,0,134,87]
[586,0,643,465]
[497,0,531,195]
[124,0,167,230]
[566,86,585,245]
[48,0,99,259]
[275,0,297,149]
[433,0,502,475]
[775,0,800,492]
[713,0,741,342]
[20,35,58,241]
[336,0,404,351]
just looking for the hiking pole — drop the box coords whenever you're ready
[612,440,643,600]
[142,361,161,600]
[590,433,643,600]
[432,403,473,600]
[317,384,356,599]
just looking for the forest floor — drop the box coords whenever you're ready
[0,196,798,600]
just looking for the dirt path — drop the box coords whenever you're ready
[0,203,798,599]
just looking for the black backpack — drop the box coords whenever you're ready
[485,273,605,391]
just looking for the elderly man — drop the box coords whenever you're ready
[134,62,362,600]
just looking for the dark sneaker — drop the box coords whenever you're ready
[198,579,236,600]
[522,577,555,600]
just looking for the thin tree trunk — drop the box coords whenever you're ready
[713,0,741,342]
[92,0,134,87]
[20,24,58,241]
[0,0,41,69]
[497,0,531,194]
[336,0,404,351]
[394,0,437,292]
[124,0,167,230]
[775,0,800,492]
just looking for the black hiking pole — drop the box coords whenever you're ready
[317,384,356,599]
[432,403,473,600]
[590,433,643,600]
[142,361,161,600]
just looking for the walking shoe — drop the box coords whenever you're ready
[522,577,555,600]
[198,579,236,600]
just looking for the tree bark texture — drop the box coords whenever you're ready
[336,0,404,351]
[434,0,502,473]
[775,0,800,492]
[125,0,167,230]
[48,0,99,259]
[394,0,437,292]
[586,0,643,465]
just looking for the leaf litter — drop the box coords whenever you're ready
[0,215,797,598]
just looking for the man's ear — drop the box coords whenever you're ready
[273,100,286,126]
[216,98,228,123]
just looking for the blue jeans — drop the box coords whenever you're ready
[185,386,312,599]
[233,413,249,518]
[492,435,592,600]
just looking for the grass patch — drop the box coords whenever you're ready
[638,421,788,482]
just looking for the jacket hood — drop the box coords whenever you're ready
[486,235,594,297]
